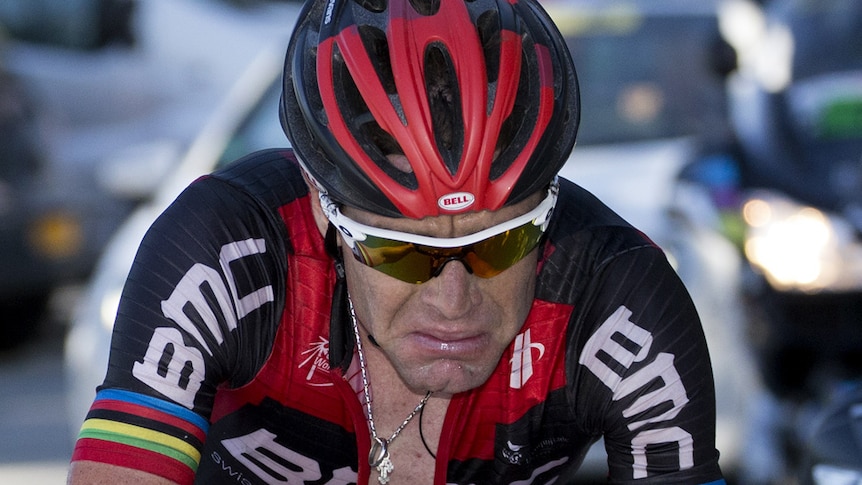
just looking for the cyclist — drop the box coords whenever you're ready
[68,0,726,483]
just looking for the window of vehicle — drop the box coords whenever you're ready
[0,0,135,49]
[557,8,729,145]
[772,0,862,78]
[217,80,286,169]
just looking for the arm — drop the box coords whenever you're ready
[68,157,291,484]
[570,243,724,483]
[68,461,178,485]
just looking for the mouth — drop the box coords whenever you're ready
[408,331,490,359]
[385,324,505,394]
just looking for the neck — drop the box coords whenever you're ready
[349,298,451,483]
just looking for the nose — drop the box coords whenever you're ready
[430,256,473,278]
[421,259,481,319]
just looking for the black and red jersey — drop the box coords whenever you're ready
[71,149,725,484]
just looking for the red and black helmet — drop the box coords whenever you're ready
[281,0,579,218]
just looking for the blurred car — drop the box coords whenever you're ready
[725,0,862,391]
[549,0,751,477]
[676,0,862,481]
[0,0,136,50]
[65,0,752,479]
[0,47,131,347]
[0,0,301,346]
[0,0,127,344]
[64,38,287,440]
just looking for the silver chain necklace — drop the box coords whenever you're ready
[350,299,432,484]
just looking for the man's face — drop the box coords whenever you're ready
[340,193,542,397]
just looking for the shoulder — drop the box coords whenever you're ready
[138,148,310,275]
[538,177,664,302]
[206,148,308,209]
[158,148,310,246]
[550,177,651,247]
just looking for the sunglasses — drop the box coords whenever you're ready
[319,180,558,284]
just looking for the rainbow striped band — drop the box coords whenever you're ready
[72,389,210,484]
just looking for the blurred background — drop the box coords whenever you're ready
[1,0,861,483]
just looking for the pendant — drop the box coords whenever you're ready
[376,455,394,484]
[369,437,393,484]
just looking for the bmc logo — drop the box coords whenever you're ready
[438,192,475,211]
[579,305,693,478]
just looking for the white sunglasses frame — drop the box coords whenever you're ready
[318,178,559,251]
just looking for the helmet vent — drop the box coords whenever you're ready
[331,44,365,116]
[476,10,501,85]
[425,43,464,175]
[409,0,440,16]
[490,104,525,179]
[332,41,418,186]
[353,0,387,13]
[361,121,418,183]
[357,25,397,94]
[490,58,532,180]
[301,40,325,125]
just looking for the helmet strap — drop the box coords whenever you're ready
[326,223,355,373]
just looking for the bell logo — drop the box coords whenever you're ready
[438,192,475,211]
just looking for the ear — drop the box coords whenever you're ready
[304,177,332,239]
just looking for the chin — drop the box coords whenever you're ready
[404,358,499,395]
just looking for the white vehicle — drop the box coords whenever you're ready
[64,30,290,442]
[678,0,862,481]
[0,0,300,346]
[66,0,753,479]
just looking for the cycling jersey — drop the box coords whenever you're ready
[71,148,725,484]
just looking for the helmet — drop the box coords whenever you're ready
[281,0,579,219]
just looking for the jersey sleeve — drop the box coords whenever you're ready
[71,166,290,484]
[567,240,725,483]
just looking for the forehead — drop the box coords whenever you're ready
[342,190,544,239]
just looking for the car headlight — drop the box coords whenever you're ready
[742,190,862,292]
[27,211,84,260]
[812,464,862,485]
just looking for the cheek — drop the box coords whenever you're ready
[342,250,413,328]
[479,251,539,340]
[496,251,538,312]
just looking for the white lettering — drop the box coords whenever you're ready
[132,327,205,408]
[161,263,237,356]
[133,240,274,406]
[578,306,652,390]
[323,0,336,24]
[579,305,693,476]
[509,457,569,485]
[219,239,273,319]
[325,466,358,485]
[211,451,254,485]
[616,352,689,431]
[509,329,545,389]
[630,427,694,479]
[222,428,323,484]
